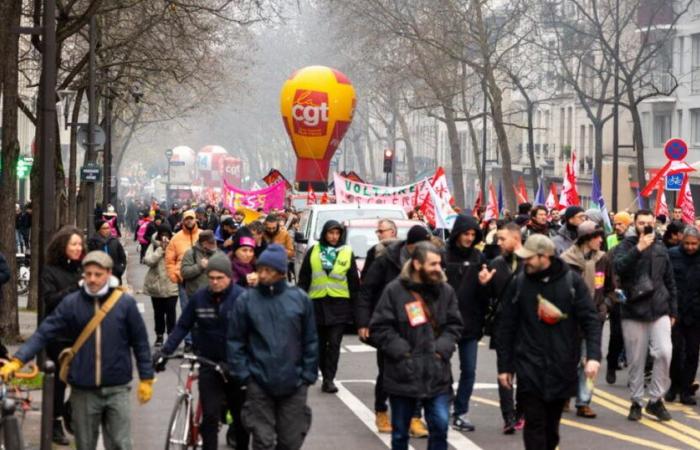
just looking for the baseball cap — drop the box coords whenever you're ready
[515,234,556,259]
[82,251,114,270]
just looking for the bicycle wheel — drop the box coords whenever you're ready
[165,393,192,450]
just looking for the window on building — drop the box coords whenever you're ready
[692,34,700,94]
[653,113,671,147]
[691,109,700,146]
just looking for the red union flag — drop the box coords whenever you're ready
[677,175,695,224]
[291,90,329,136]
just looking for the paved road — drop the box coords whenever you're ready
[121,240,700,449]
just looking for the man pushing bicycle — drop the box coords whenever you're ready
[153,252,249,450]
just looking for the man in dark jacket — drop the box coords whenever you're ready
[370,242,463,450]
[361,218,398,280]
[227,244,318,450]
[444,214,489,432]
[483,222,523,434]
[88,219,127,283]
[297,220,359,394]
[522,205,555,241]
[613,209,677,421]
[355,225,432,435]
[498,235,601,450]
[552,206,586,255]
[666,226,700,405]
[153,253,249,450]
[2,252,154,450]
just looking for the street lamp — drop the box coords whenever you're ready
[165,148,173,204]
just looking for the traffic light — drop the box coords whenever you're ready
[383,149,394,173]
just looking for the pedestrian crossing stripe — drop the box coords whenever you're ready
[471,395,681,450]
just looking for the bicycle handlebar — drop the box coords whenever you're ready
[161,353,229,379]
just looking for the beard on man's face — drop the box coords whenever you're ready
[418,267,442,285]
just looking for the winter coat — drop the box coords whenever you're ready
[87,235,127,279]
[369,262,463,399]
[444,215,488,340]
[669,246,700,326]
[230,258,255,287]
[180,244,223,297]
[42,260,82,320]
[497,258,602,401]
[16,281,153,388]
[552,225,577,255]
[484,253,522,350]
[265,227,294,259]
[227,279,319,397]
[163,283,244,362]
[164,225,201,284]
[355,240,409,329]
[561,245,616,321]
[613,234,678,321]
[297,220,360,326]
[143,240,179,298]
[360,238,401,281]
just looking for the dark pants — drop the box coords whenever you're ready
[317,324,344,382]
[241,380,311,450]
[150,296,177,336]
[139,243,148,261]
[198,366,248,450]
[46,342,67,421]
[389,394,450,450]
[607,303,624,371]
[375,351,421,418]
[497,380,522,421]
[520,392,566,450]
[681,324,700,395]
[453,338,478,416]
[670,324,685,393]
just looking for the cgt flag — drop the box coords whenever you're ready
[677,175,695,224]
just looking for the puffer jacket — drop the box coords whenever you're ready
[164,225,200,284]
[613,234,677,321]
[15,279,153,388]
[143,240,179,298]
[369,262,463,399]
[497,258,602,401]
[180,244,223,297]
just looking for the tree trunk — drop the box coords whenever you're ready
[627,87,648,209]
[350,131,368,177]
[364,104,376,182]
[68,88,84,224]
[112,104,142,177]
[396,111,417,181]
[443,104,466,207]
[467,118,482,191]
[527,102,538,195]
[0,0,22,339]
[594,121,604,184]
[488,76,517,211]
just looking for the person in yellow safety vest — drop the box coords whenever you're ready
[606,211,632,250]
[297,220,360,394]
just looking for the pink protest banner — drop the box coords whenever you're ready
[333,172,429,212]
[223,180,286,212]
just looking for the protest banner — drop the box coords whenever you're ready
[333,173,429,212]
[223,180,286,212]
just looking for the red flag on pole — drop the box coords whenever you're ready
[655,179,668,218]
[677,175,695,224]
[484,182,499,222]
[472,189,483,218]
[307,185,317,205]
[515,176,529,203]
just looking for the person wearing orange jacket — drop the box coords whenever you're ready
[165,209,200,351]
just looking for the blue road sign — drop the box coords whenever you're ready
[666,173,684,191]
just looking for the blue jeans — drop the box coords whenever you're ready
[453,338,478,416]
[178,284,192,345]
[576,341,593,407]
[390,394,450,450]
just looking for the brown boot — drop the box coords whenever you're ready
[576,405,597,418]
[375,411,392,433]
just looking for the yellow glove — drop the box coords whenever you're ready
[137,379,154,404]
[0,358,23,382]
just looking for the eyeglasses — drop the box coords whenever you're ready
[376,228,392,234]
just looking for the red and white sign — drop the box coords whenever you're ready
[291,90,329,136]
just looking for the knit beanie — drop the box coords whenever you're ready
[206,253,233,278]
[257,244,288,273]
[406,225,431,245]
[564,206,585,223]
[233,227,256,252]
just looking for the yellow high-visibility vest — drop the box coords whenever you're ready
[309,244,352,299]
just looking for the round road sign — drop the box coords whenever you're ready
[664,138,688,161]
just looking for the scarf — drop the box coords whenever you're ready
[319,244,339,272]
[231,258,254,286]
[528,221,549,234]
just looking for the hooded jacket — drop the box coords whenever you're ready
[497,257,602,401]
[297,220,360,326]
[552,224,577,255]
[560,244,615,320]
[165,220,201,284]
[227,279,319,397]
[143,238,179,298]
[180,244,224,297]
[613,233,677,321]
[484,252,522,350]
[369,261,463,399]
[445,215,488,340]
[87,234,127,279]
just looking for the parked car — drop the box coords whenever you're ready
[343,219,429,273]
[293,204,407,276]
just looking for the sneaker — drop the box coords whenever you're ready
[321,380,338,394]
[375,411,392,433]
[154,335,164,347]
[52,419,70,445]
[628,402,642,421]
[452,414,475,432]
[576,405,597,418]
[606,367,616,385]
[646,400,672,421]
[680,394,697,406]
[502,415,516,435]
[410,418,429,438]
[514,417,525,431]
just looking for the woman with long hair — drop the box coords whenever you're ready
[42,225,84,445]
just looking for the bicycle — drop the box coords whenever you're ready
[158,353,230,450]
[0,360,40,450]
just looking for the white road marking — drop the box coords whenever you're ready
[336,380,484,450]
[345,344,377,353]
[137,302,145,314]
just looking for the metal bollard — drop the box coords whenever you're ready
[40,361,55,450]
[3,398,24,450]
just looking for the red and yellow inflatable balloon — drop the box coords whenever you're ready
[280,65,356,190]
